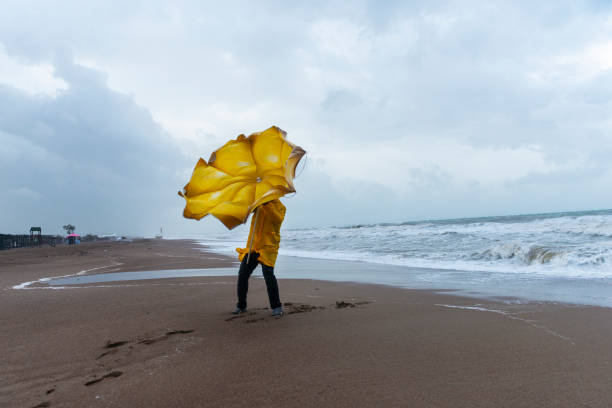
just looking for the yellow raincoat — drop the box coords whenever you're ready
[236,199,286,267]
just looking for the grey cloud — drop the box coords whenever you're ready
[0,58,188,235]
[2,1,612,234]
[283,167,405,228]
[321,89,363,113]
[408,165,453,190]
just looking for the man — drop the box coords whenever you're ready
[234,199,286,317]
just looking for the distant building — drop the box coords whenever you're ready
[30,227,42,247]
[66,234,80,245]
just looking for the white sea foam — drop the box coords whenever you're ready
[11,261,123,290]
[435,304,508,314]
[200,209,612,279]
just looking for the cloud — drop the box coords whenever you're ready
[0,44,68,97]
[10,187,42,200]
[0,55,189,235]
[2,1,612,235]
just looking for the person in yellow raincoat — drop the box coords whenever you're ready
[233,199,286,317]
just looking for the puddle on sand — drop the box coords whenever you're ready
[33,268,236,288]
[11,256,612,308]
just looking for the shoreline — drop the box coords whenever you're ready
[131,239,612,308]
[2,240,612,407]
[9,238,612,308]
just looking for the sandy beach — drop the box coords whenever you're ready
[1,239,612,407]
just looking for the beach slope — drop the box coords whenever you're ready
[1,240,611,407]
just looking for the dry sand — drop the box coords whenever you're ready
[1,239,611,407]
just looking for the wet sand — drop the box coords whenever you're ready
[1,239,612,407]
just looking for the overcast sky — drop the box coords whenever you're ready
[2,1,612,237]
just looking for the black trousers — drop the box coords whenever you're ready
[236,252,281,310]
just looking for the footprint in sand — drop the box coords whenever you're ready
[226,302,334,324]
[165,329,194,335]
[285,302,325,314]
[95,330,194,360]
[84,370,123,386]
[137,329,195,345]
[225,312,257,322]
[105,340,129,348]
[96,339,130,359]
[224,300,372,324]
[86,329,195,391]
[96,349,118,360]
[335,300,371,309]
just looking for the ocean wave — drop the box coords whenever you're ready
[470,244,567,265]
[201,238,612,278]
[272,247,612,278]
[204,209,612,279]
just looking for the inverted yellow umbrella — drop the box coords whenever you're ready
[178,126,306,229]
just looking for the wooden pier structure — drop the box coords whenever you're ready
[1,230,58,250]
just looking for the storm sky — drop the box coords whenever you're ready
[2,1,612,237]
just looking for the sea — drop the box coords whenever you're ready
[199,209,612,307]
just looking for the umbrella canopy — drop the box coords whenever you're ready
[179,126,305,229]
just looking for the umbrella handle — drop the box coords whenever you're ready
[246,207,260,264]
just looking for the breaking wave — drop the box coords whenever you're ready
[205,209,612,278]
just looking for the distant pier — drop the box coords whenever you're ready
[0,234,58,250]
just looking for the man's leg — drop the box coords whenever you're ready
[236,253,259,309]
[261,264,282,309]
